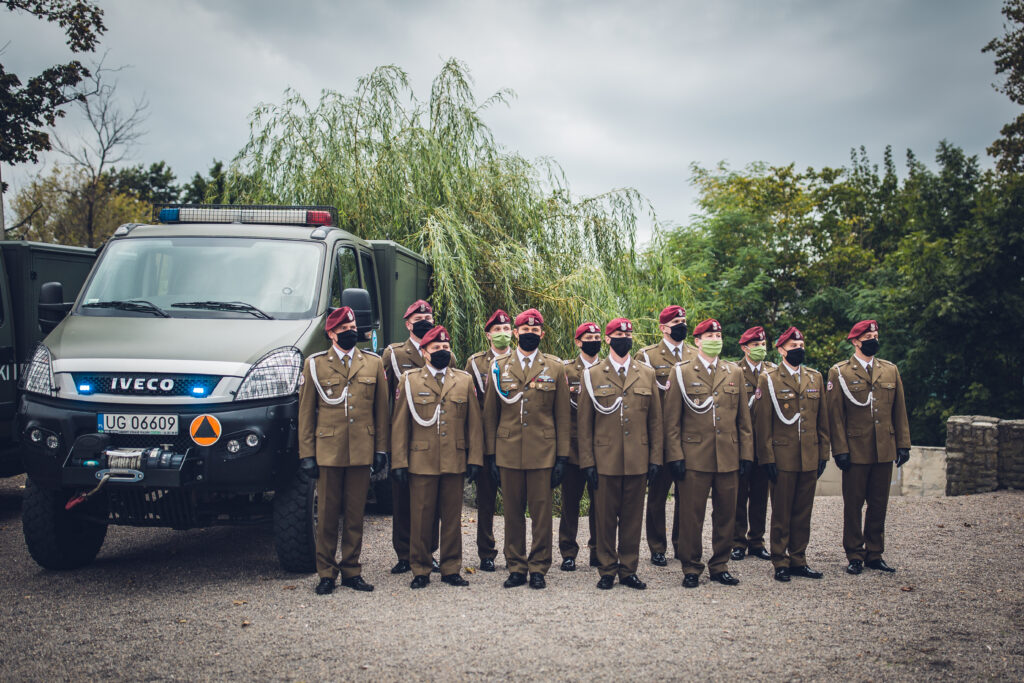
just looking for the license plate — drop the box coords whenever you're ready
[97,413,179,435]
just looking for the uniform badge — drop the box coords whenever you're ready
[754,387,762,399]
[298,375,304,386]
[827,380,833,391]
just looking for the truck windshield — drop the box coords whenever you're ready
[78,237,324,320]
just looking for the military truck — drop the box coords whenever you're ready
[17,205,430,572]
[0,241,96,476]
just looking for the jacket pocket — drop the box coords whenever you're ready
[358,375,376,398]
[366,425,375,436]
[595,436,609,447]
[683,433,702,443]
[543,428,556,440]
[410,441,429,451]
[772,438,789,446]
[317,426,335,438]
[451,395,468,416]
[457,438,467,449]
[497,427,511,439]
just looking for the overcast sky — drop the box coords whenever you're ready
[1,0,1016,236]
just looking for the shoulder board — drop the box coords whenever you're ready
[833,360,850,369]
[308,350,328,359]
[542,353,562,362]
[386,341,405,349]
[361,349,380,357]
[639,342,659,353]
[452,368,470,377]
[562,358,574,365]
[876,358,894,367]
[467,351,485,360]
[679,359,692,366]
[765,360,777,368]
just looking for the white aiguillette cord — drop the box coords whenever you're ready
[837,369,874,408]
[674,364,715,418]
[491,358,527,423]
[582,365,624,421]
[764,373,801,430]
[642,349,670,391]
[310,356,350,415]
[404,374,441,431]
[473,350,509,393]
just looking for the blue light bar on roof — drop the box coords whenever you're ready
[158,208,180,222]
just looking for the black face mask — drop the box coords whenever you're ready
[859,338,880,357]
[609,337,633,357]
[784,347,805,367]
[335,329,359,351]
[669,323,687,343]
[411,319,434,339]
[580,340,601,357]
[428,349,451,369]
[517,332,541,353]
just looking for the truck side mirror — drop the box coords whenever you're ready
[341,288,374,336]
[38,282,70,334]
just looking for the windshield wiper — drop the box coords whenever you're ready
[82,299,171,318]
[171,300,274,320]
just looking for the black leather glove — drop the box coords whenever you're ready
[896,448,910,468]
[647,463,661,485]
[299,457,319,479]
[834,452,851,472]
[550,457,568,489]
[486,455,501,488]
[738,460,752,478]
[817,460,828,479]
[582,466,599,490]
[761,462,778,483]
[372,452,388,475]
[466,464,481,483]
[391,466,408,486]
[669,459,687,481]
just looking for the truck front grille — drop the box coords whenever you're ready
[106,488,198,527]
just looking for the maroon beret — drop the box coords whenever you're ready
[419,325,450,347]
[403,299,432,319]
[847,319,878,340]
[514,308,544,327]
[659,305,686,324]
[693,318,722,337]
[575,322,600,339]
[738,326,766,345]
[484,309,511,331]
[605,318,633,335]
[325,306,355,331]
[775,326,804,348]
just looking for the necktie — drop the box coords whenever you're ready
[673,348,680,361]
[523,357,531,372]
[618,367,626,381]
[437,371,444,386]
[341,355,350,376]
[708,364,714,376]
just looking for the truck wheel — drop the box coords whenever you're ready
[368,478,394,515]
[273,468,316,573]
[22,478,107,570]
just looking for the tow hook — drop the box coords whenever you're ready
[65,473,111,511]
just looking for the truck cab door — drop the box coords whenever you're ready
[0,256,17,447]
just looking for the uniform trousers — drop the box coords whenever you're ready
[409,473,464,577]
[769,469,817,568]
[500,467,553,575]
[595,474,646,578]
[676,470,739,575]
[842,462,893,563]
[316,465,371,579]
[558,463,597,561]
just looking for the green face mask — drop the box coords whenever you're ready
[701,339,723,357]
[748,346,767,362]
[490,332,512,350]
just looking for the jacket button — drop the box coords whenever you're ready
[716,429,721,434]
[441,432,446,437]
[349,419,354,423]
[624,431,630,435]
[441,421,446,425]
[440,410,446,414]
[624,418,630,423]
[714,391,718,396]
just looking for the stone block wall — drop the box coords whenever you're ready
[998,419,1024,490]
[946,415,1024,495]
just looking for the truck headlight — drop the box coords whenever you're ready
[23,345,55,396]
[234,347,303,401]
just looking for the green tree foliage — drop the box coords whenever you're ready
[230,59,659,360]
[180,159,235,204]
[984,0,1024,173]
[104,161,179,205]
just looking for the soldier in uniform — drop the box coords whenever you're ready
[392,325,484,588]
[483,308,571,589]
[558,322,602,571]
[731,326,776,562]
[754,326,830,582]
[381,299,439,575]
[826,320,911,575]
[464,309,513,572]
[578,318,663,590]
[298,307,390,595]
[664,318,753,588]
[638,304,696,567]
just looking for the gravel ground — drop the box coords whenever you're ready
[0,475,1021,682]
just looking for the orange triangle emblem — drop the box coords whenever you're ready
[190,415,222,446]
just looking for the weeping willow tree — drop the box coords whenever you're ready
[228,58,689,360]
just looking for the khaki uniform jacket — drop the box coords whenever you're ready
[382,338,425,405]
[740,360,776,419]
[391,367,484,474]
[639,339,698,394]
[482,351,571,469]
[753,365,830,472]
[465,348,510,410]
[298,348,389,467]
[562,355,600,466]
[826,356,911,464]
[577,358,664,475]
[664,358,754,473]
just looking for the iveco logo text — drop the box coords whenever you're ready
[111,377,175,392]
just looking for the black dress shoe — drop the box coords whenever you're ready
[846,559,864,575]
[441,573,469,586]
[748,547,771,561]
[340,575,374,592]
[431,557,441,573]
[528,572,546,589]
[503,572,527,588]
[709,571,740,586]
[590,555,601,567]
[651,552,667,567]
[682,573,700,588]
[774,567,791,582]
[596,575,615,590]
[560,558,577,572]
[315,577,336,595]
[391,559,411,574]
[866,558,896,573]
[620,574,647,590]
[410,575,430,589]
[730,548,745,561]
[789,565,823,579]
[479,558,496,572]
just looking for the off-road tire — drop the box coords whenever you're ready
[22,477,107,570]
[273,468,316,572]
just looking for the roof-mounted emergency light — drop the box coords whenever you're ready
[153,204,338,228]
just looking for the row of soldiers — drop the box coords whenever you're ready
[297,300,911,594]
